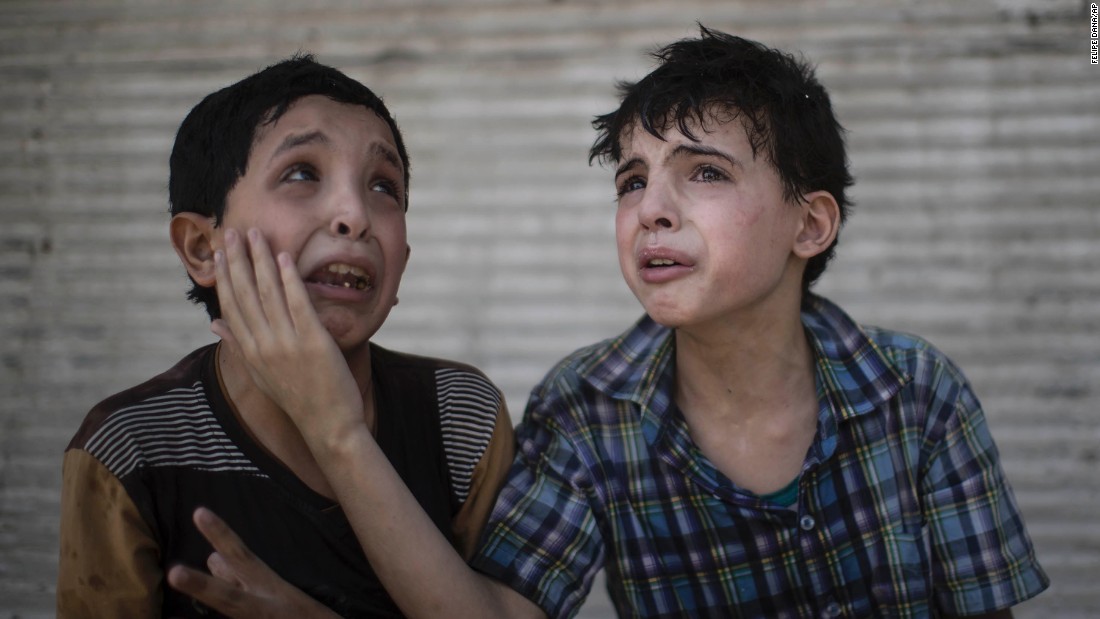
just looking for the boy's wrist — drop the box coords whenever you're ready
[310,418,377,467]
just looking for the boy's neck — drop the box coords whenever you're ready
[671,285,816,426]
[668,310,818,422]
[671,294,820,495]
[215,341,375,500]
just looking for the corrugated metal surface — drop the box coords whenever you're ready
[1,1,1095,616]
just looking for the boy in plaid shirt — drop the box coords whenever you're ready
[171,27,1048,619]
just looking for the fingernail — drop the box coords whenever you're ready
[248,228,260,243]
[225,229,238,246]
[214,250,224,264]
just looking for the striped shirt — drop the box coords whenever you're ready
[59,342,513,618]
[472,294,1048,618]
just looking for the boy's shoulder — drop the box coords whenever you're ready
[65,343,254,481]
[859,324,968,385]
[70,344,218,449]
[369,343,501,396]
[805,294,967,383]
[532,314,672,400]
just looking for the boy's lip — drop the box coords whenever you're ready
[637,247,694,269]
[636,247,695,283]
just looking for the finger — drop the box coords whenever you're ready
[207,552,243,587]
[246,228,294,335]
[193,507,256,566]
[185,509,343,619]
[224,227,274,345]
[212,233,254,347]
[193,507,283,585]
[166,563,253,616]
[191,508,338,618]
[277,252,325,335]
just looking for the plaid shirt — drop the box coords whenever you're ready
[471,295,1048,618]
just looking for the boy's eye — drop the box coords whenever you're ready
[371,179,400,198]
[695,165,728,183]
[616,176,646,197]
[282,164,318,183]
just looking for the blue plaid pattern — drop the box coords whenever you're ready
[472,295,1048,618]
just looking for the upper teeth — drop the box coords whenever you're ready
[328,263,368,278]
[327,263,370,289]
[649,258,675,266]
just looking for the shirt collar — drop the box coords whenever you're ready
[577,295,910,424]
[576,313,675,408]
[802,294,910,421]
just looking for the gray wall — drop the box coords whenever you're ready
[2,1,1097,617]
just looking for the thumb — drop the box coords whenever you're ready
[207,552,244,588]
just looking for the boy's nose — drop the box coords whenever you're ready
[637,182,679,231]
[330,192,371,240]
[644,215,674,230]
[335,221,365,237]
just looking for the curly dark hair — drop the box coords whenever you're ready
[590,26,853,294]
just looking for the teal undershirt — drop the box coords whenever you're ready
[758,476,800,507]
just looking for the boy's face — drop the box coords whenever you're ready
[613,113,806,331]
[218,95,409,353]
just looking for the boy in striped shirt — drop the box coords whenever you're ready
[58,55,514,618]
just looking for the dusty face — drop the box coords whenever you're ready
[613,116,806,331]
[219,95,409,353]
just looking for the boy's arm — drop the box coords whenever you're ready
[451,402,515,560]
[57,449,161,618]
[920,366,1048,615]
[191,228,545,619]
[173,403,520,617]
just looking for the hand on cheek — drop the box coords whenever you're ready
[212,228,366,447]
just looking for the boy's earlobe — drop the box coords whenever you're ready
[793,191,840,259]
[170,213,218,286]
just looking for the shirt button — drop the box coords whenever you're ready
[800,515,816,530]
[823,601,842,618]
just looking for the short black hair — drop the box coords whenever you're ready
[168,54,410,320]
[590,26,853,293]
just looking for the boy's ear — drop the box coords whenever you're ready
[793,191,840,260]
[170,213,218,287]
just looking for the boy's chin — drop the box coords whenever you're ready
[634,294,691,328]
[318,313,377,353]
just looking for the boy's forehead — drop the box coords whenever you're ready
[248,96,398,158]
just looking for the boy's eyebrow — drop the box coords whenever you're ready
[615,157,643,178]
[369,142,404,174]
[268,132,404,176]
[667,143,742,169]
[614,143,742,178]
[271,130,329,161]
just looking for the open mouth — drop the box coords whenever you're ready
[636,249,693,282]
[306,263,372,291]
